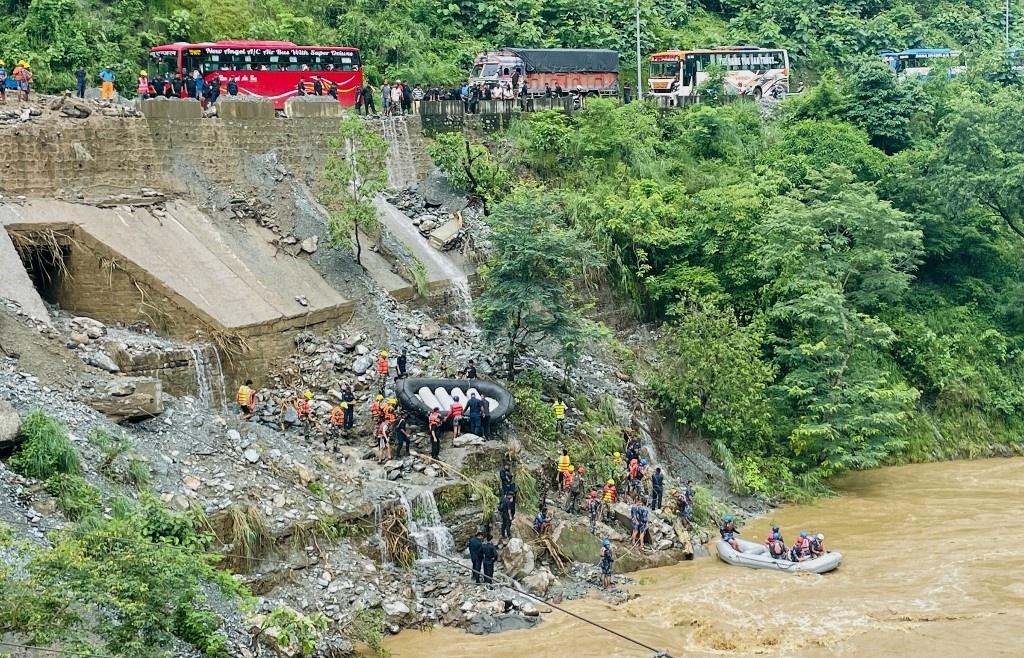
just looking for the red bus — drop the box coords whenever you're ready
[147,40,362,109]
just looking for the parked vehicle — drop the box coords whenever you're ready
[471,48,619,97]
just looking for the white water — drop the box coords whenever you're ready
[399,488,455,561]
[188,345,227,412]
[381,117,418,189]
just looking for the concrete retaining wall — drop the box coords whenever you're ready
[216,98,276,120]
[0,115,433,197]
[137,99,203,120]
[284,97,344,118]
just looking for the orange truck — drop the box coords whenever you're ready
[470,48,619,97]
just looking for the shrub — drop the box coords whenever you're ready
[9,412,81,479]
[45,473,101,521]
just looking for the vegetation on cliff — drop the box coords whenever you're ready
[2,0,1023,92]
[448,66,1024,496]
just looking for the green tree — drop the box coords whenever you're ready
[839,59,920,154]
[759,167,924,477]
[475,189,602,379]
[427,132,510,215]
[321,116,389,266]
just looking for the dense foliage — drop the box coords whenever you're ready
[476,66,1024,495]
[4,0,1024,93]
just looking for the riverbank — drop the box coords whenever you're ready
[380,457,1024,658]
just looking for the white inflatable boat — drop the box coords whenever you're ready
[716,538,842,574]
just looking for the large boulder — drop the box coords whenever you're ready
[552,524,603,565]
[351,354,374,375]
[0,400,22,451]
[78,376,163,422]
[465,613,539,636]
[520,566,556,597]
[421,170,469,212]
[500,537,535,579]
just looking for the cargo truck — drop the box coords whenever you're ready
[470,48,619,97]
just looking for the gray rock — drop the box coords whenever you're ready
[83,352,121,373]
[521,567,555,597]
[300,235,319,254]
[418,219,437,233]
[500,538,536,579]
[0,400,22,450]
[352,354,374,375]
[227,429,241,442]
[282,406,300,425]
[243,448,261,464]
[452,433,484,447]
[465,613,539,635]
[417,318,442,341]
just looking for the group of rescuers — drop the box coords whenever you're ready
[719,515,827,562]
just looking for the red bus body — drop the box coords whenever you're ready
[148,40,362,109]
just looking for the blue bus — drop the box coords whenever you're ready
[880,48,965,79]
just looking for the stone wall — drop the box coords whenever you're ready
[418,98,576,134]
[0,114,433,197]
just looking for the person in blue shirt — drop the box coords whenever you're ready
[99,66,116,101]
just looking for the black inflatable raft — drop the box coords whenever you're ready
[395,378,515,423]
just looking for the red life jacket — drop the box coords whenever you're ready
[450,403,464,418]
[377,357,389,374]
[296,399,310,417]
[428,411,440,427]
[628,460,639,479]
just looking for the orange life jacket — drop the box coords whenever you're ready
[377,357,389,374]
[371,400,383,418]
[563,471,574,488]
[428,411,441,427]
[450,403,463,418]
[383,403,397,423]
[295,399,310,417]
[329,406,344,425]
[602,484,616,502]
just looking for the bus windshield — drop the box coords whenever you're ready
[472,63,500,79]
[650,60,680,78]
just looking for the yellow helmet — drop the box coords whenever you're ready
[607,479,615,485]
[375,394,384,401]
[613,452,621,458]
[140,70,147,76]
[381,350,389,357]
[0,60,5,66]
[389,398,397,405]
[339,401,348,408]
[303,390,313,399]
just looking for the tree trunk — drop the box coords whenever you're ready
[506,346,516,381]
[354,222,363,267]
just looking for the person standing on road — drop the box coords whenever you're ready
[362,82,376,115]
[99,66,116,101]
[468,531,484,583]
[381,79,391,115]
[74,65,86,98]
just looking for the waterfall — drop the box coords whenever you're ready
[374,503,389,564]
[188,344,227,412]
[446,279,478,334]
[381,117,418,189]
[398,488,455,561]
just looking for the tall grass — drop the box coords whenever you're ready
[10,412,81,479]
[221,503,272,572]
[45,473,101,521]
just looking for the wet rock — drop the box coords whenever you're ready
[465,613,539,635]
[521,566,555,597]
[500,538,536,579]
[418,219,437,233]
[0,400,22,450]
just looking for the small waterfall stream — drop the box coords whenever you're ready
[381,117,418,189]
[188,344,227,412]
[376,488,456,564]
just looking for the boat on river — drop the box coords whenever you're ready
[395,377,515,424]
[716,538,842,574]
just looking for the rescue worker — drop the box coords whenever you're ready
[449,396,464,438]
[601,479,617,522]
[382,398,398,424]
[720,514,740,551]
[236,379,256,418]
[393,411,410,457]
[376,351,390,389]
[137,70,150,99]
[587,490,600,534]
[631,500,648,550]
[428,407,442,458]
[498,492,515,540]
[499,461,514,494]
[809,533,825,558]
[626,458,641,502]
[766,532,787,559]
[792,532,811,562]
[770,525,784,545]
[565,466,584,513]
[480,536,498,583]
[396,349,408,379]
[371,394,384,424]
[468,531,484,583]
[296,391,313,438]
[599,539,614,588]
[651,466,664,510]
[611,451,624,471]
[552,397,566,434]
[466,392,483,435]
[327,402,345,451]
[342,386,355,428]
[556,448,572,490]
[624,435,641,464]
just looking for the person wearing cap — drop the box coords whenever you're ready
[599,538,614,588]
[371,394,384,424]
[74,65,86,99]
[99,65,116,101]
[396,349,408,379]
[587,490,600,534]
[601,478,617,523]
[720,514,740,551]
[766,531,787,559]
[376,350,390,390]
[137,70,150,98]
[809,532,825,558]
[296,390,313,439]
[498,492,515,540]
[382,397,398,424]
[791,531,811,562]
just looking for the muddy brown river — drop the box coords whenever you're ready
[381,458,1024,657]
